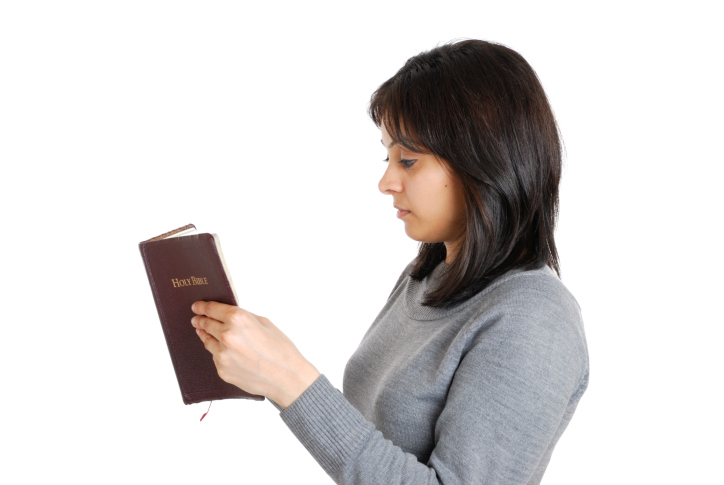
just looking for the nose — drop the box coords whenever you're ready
[378,162,402,195]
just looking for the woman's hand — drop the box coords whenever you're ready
[191,300,321,409]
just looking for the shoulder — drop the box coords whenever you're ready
[484,265,582,323]
[464,265,589,379]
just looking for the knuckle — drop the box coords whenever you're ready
[227,309,241,325]
[213,355,225,373]
[217,367,227,382]
[217,357,231,379]
[228,309,248,327]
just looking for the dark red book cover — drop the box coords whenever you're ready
[139,224,265,405]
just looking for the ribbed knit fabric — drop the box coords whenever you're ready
[274,259,589,484]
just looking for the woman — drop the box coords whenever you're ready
[190,39,589,484]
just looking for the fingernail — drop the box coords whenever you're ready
[191,303,197,312]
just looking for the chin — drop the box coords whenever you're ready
[404,226,424,242]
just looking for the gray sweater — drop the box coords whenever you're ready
[271,259,589,484]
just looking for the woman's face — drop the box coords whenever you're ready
[378,123,467,264]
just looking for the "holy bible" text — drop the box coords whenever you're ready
[171,276,209,287]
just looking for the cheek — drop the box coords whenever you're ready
[438,184,466,225]
[417,187,455,222]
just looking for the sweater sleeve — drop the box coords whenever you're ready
[277,306,588,485]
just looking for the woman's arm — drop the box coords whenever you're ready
[279,307,588,485]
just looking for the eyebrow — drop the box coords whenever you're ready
[380,139,396,148]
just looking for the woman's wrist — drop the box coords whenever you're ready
[273,360,321,409]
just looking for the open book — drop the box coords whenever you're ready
[139,224,265,405]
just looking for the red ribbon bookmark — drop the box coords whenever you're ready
[200,401,213,421]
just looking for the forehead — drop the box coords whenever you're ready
[380,123,401,149]
[380,123,392,142]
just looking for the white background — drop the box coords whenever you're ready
[1,1,722,483]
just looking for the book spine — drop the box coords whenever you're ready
[138,242,187,403]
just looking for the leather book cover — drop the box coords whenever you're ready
[139,224,265,405]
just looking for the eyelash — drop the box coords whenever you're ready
[383,157,416,168]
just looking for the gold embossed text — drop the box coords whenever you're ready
[172,276,209,287]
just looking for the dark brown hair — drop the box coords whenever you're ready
[369,39,564,309]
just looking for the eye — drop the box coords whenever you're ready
[382,157,416,168]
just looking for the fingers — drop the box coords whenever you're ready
[191,314,223,339]
[194,327,221,355]
[192,300,238,321]
[193,300,265,328]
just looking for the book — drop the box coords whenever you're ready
[139,223,265,405]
